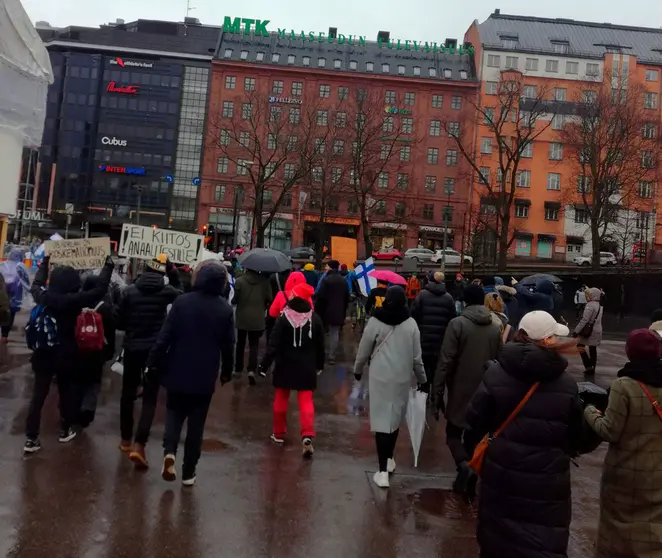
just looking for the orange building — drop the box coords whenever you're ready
[199,19,479,255]
[466,11,662,261]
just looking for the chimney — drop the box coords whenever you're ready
[495,8,501,14]
[328,27,337,39]
[445,38,458,50]
[377,30,390,42]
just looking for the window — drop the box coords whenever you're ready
[317,110,328,126]
[378,172,389,188]
[366,62,374,72]
[552,114,565,130]
[349,60,357,70]
[265,162,276,177]
[444,69,452,78]
[239,131,250,147]
[334,59,342,69]
[444,177,455,194]
[222,101,234,118]
[487,54,501,67]
[219,129,230,146]
[397,173,409,190]
[583,90,598,103]
[394,202,406,218]
[382,63,390,73]
[284,163,295,180]
[481,137,492,154]
[545,206,559,221]
[237,159,251,176]
[338,86,349,100]
[429,68,437,77]
[448,122,460,137]
[398,65,406,75]
[224,48,233,59]
[256,52,265,62]
[214,185,226,201]
[525,58,539,71]
[423,204,434,219]
[479,167,490,184]
[404,92,415,106]
[517,170,531,188]
[547,173,561,190]
[319,84,331,98]
[291,81,303,97]
[515,203,529,218]
[546,60,559,73]
[400,145,411,162]
[375,201,387,215]
[335,112,347,127]
[347,199,358,214]
[577,176,591,193]
[483,107,495,124]
[225,75,236,89]
[429,120,441,136]
[645,92,658,109]
[330,167,342,184]
[318,57,326,68]
[385,90,396,104]
[289,107,301,124]
[446,150,458,166]
[646,69,659,82]
[442,205,453,223]
[505,56,519,69]
[217,157,229,174]
[586,63,600,76]
[451,96,462,110]
[269,106,281,122]
[314,138,325,154]
[553,42,569,54]
[575,208,589,224]
[312,167,322,182]
[243,77,256,92]
[287,54,295,65]
[642,151,654,168]
[565,61,579,75]
[522,85,537,99]
[380,144,390,160]
[643,122,657,139]
[425,176,436,192]
[267,134,276,149]
[637,211,651,230]
[383,116,393,133]
[549,142,563,160]
[271,53,280,63]
[241,103,253,119]
[272,80,284,94]
[485,82,498,96]
[639,181,653,198]
[432,94,443,108]
[501,37,518,48]
[413,66,421,76]
[427,148,439,164]
[332,139,344,155]
[302,56,310,67]
[402,118,413,133]
[554,88,567,101]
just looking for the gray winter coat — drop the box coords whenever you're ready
[233,270,273,331]
[354,316,426,433]
[574,287,603,346]
[434,305,502,429]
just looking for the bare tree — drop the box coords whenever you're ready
[559,71,660,269]
[443,71,555,271]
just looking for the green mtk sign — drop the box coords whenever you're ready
[223,17,475,55]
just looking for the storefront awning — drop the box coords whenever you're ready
[566,235,585,244]
[544,201,561,209]
[515,231,533,239]
[538,233,556,241]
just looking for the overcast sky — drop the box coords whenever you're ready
[21,0,662,43]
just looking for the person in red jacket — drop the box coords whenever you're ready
[269,271,313,318]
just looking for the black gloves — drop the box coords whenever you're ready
[354,372,362,382]
[434,391,446,421]
[417,383,430,394]
[166,259,175,273]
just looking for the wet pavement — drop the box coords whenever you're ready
[0,315,626,558]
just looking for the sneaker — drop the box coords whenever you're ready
[584,367,595,376]
[161,454,176,482]
[453,462,472,493]
[373,471,390,488]
[182,470,197,487]
[58,427,76,443]
[465,470,478,503]
[23,438,41,454]
[258,367,267,378]
[119,440,132,453]
[129,443,149,470]
[387,458,396,474]
[302,437,314,457]
[270,433,285,444]
[248,371,256,386]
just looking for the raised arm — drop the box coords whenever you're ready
[584,378,629,443]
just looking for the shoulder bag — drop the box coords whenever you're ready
[468,382,540,475]
[637,381,662,421]
[578,306,602,338]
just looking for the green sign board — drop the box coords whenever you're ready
[223,17,475,55]
[384,106,412,115]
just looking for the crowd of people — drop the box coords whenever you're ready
[5,250,662,557]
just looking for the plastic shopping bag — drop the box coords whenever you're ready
[406,388,428,467]
[111,350,124,376]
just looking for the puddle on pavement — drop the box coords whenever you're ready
[201,438,234,452]
[409,488,478,521]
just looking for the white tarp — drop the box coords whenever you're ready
[0,0,53,147]
[118,223,204,266]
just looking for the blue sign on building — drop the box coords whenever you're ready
[164,174,174,183]
[192,177,201,186]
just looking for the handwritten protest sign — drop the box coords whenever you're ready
[118,224,204,266]
[44,237,110,270]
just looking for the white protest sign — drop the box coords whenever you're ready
[44,237,110,270]
[118,224,204,266]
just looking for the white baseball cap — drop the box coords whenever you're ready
[518,311,569,340]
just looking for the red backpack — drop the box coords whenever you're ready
[75,302,106,352]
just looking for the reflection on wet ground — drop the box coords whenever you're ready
[0,322,620,557]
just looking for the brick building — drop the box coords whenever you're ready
[199,17,479,255]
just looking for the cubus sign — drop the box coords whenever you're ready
[222,16,475,56]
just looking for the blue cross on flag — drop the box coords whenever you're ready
[228,273,236,301]
[355,257,377,297]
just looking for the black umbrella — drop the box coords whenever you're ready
[238,248,291,273]
[576,381,609,455]
[519,273,563,286]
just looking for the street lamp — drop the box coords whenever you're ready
[231,184,244,250]
[441,183,454,272]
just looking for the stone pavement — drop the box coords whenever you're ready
[0,318,626,558]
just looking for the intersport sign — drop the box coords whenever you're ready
[101,136,127,147]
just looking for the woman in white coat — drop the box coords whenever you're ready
[354,286,426,488]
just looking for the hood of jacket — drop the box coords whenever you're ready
[461,305,494,326]
[285,271,306,292]
[498,342,568,383]
[289,282,314,304]
[373,285,410,326]
[135,269,166,294]
[496,284,516,301]
[425,282,448,296]
[8,248,23,263]
[537,280,555,295]
[193,261,227,296]
[82,274,103,292]
[587,287,602,301]
[244,269,265,285]
[618,359,662,388]
[49,266,81,294]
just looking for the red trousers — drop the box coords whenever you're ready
[273,388,315,438]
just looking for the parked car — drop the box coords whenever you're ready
[573,252,617,267]
[430,248,473,266]
[404,248,435,262]
[372,248,403,261]
[282,246,315,261]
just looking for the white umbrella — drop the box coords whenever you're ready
[406,388,428,467]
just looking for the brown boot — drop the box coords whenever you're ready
[129,443,149,470]
[119,440,132,453]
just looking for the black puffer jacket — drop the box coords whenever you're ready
[411,282,456,359]
[466,342,584,558]
[315,269,349,327]
[115,267,181,352]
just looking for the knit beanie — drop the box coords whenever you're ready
[464,284,485,307]
[147,253,167,274]
[626,329,662,361]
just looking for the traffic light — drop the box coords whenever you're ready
[202,224,208,235]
